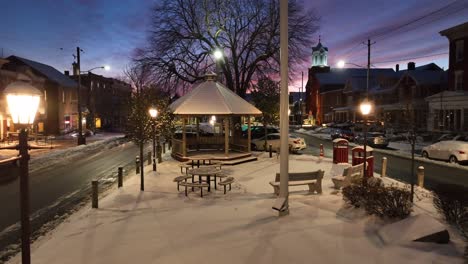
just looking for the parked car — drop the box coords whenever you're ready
[251,133,307,153]
[331,128,355,141]
[422,135,468,164]
[313,126,333,134]
[242,126,279,139]
[70,129,94,138]
[354,132,389,148]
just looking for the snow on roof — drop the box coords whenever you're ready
[8,56,77,88]
[169,74,262,115]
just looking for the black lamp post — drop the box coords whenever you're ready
[148,107,158,171]
[4,81,42,264]
[359,99,372,185]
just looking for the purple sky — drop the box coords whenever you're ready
[1,0,468,90]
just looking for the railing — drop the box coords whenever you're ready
[172,139,183,156]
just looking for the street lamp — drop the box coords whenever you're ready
[76,65,110,146]
[4,81,42,264]
[359,99,372,185]
[212,49,224,83]
[336,60,365,68]
[149,107,158,171]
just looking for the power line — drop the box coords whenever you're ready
[373,0,462,40]
[339,0,464,63]
[373,52,448,64]
[375,2,468,41]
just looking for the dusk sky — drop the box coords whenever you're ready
[2,0,468,90]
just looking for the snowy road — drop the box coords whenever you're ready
[0,139,143,258]
[295,132,468,190]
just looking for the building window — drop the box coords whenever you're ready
[455,40,464,62]
[336,95,341,105]
[455,71,464,91]
[62,89,65,103]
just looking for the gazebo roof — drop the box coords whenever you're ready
[169,73,262,115]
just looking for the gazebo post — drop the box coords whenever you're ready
[182,117,187,157]
[196,117,200,151]
[247,115,251,152]
[224,117,229,157]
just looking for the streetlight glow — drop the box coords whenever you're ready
[5,81,42,125]
[360,100,372,115]
[149,108,158,118]
[213,49,223,60]
[337,60,345,68]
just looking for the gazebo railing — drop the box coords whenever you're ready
[172,139,183,156]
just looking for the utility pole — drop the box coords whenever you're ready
[76,47,86,145]
[300,71,304,127]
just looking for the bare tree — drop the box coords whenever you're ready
[124,63,174,191]
[137,0,319,98]
[251,77,280,149]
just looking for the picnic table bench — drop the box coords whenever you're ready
[218,177,234,194]
[179,181,210,197]
[269,170,324,195]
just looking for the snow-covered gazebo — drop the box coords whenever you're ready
[169,73,262,161]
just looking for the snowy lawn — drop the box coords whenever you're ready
[7,153,465,263]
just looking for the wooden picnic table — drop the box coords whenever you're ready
[187,156,215,168]
[187,167,222,192]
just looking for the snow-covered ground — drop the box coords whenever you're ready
[6,152,465,263]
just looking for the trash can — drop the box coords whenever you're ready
[332,138,349,164]
[351,146,374,177]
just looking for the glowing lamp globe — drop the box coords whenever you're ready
[337,60,345,68]
[4,81,42,125]
[149,108,158,118]
[360,100,372,116]
[213,49,223,60]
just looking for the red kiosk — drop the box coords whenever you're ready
[332,138,349,164]
[351,146,374,177]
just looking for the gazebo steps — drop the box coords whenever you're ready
[221,156,257,166]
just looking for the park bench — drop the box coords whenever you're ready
[269,170,324,195]
[331,163,365,189]
[218,177,235,194]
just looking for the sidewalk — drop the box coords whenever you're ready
[6,153,465,264]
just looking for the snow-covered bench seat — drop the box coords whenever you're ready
[179,182,210,197]
[331,163,365,189]
[218,177,235,194]
[269,170,324,195]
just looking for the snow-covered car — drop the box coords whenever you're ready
[354,132,389,148]
[251,133,307,153]
[421,135,468,164]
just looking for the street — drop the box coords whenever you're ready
[0,140,145,259]
[295,132,468,190]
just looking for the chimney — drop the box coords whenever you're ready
[395,64,399,72]
[407,62,415,71]
[64,70,69,76]
[72,62,79,76]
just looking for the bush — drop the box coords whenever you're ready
[432,184,468,259]
[342,182,413,219]
[432,184,468,229]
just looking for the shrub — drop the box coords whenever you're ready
[432,184,468,259]
[432,184,468,228]
[342,182,412,219]
[366,186,412,219]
